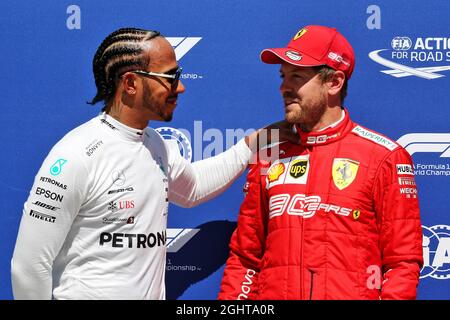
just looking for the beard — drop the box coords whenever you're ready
[283,91,327,132]
[142,81,174,122]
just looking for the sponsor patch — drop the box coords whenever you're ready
[39,176,67,190]
[285,50,302,61]
[397,164,414,175]
[108,187,134,194]
[100,118,116,130]
[29,210,56,223]
[328,52,350,66]
[289,160,308,178]
[85,139,103,157]
[32,201,60,212]
[99,230,166,248]
[398,176,416,186]
[267,163,285,183]
[352,126,398,151]
[107,200,135,212]
[102,216,135,225]
[306,133,340,145]
[399,187,418,198]
[35,187,64,202]
[266,156,310,188]
[284,155,309,185]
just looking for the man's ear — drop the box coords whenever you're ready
[120,73,138,95]
[328,70,345,97]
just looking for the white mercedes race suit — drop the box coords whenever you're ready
[11,113,251,300]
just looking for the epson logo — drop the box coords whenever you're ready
[29,210,56,223]
[35,187,64,202]
[32,201,60,211]
[39,177,67,190]
[397,164,414,175]
[107,187,134,194]
[99,231,166,248]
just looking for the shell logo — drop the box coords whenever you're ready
[268,163,285,183]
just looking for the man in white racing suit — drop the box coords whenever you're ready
[11,28,295,299]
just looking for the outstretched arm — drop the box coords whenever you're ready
[168,121,297,207]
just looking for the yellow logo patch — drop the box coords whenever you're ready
[332,158,360,190]
[353,210,361,220]
[268,163,285,183]
[293,28,308,41]
[289,160,308,178]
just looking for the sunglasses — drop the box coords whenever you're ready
[126,67,183,91]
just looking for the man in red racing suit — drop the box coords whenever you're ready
[218,25,423,300]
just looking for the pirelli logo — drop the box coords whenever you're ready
[352,126,398,151]
[399,177,416,186]
[29,210,56,223]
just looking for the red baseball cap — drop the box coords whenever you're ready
[260,25,355,79]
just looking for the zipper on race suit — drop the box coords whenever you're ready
[308,269,316,300]
[301,146,312,300]
[300,212,304,299]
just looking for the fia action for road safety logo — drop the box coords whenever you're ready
[332,158,360,190]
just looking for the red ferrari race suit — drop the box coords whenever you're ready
[218,109,423,300]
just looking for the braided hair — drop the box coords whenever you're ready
[88,28,161,107]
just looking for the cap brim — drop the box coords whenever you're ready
[260,48,323,67]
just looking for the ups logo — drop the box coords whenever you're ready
[290,160,308,178]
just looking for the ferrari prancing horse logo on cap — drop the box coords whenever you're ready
[293,28,308,41]
[332,158,359,190]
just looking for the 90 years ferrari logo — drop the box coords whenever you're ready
[332,158,359,190]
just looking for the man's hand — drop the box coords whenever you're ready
[245,120,300,153]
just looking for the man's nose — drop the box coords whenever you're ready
[176,79,186,94]
[279,79,291,96]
